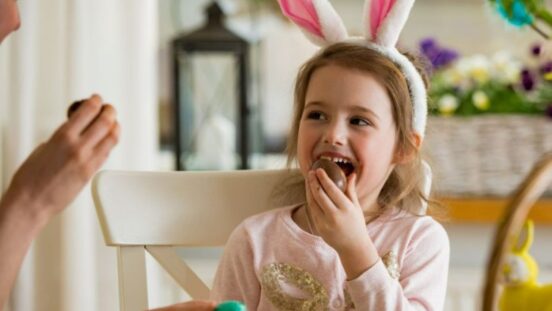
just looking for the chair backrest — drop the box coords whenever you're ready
[92,169,297,311]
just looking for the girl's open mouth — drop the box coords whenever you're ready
[318,156,355,176]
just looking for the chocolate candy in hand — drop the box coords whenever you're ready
[311,158,347,192]
[67,100,86,118]
[215,301,246,311]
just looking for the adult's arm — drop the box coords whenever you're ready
[0,94,119,307]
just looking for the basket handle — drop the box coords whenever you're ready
[482,152,552,311]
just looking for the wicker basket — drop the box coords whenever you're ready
[424,115,552,197]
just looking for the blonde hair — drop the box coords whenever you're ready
[280,42,443,217]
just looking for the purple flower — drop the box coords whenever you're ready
[433,49,459,68]
[419,38,459,70]
[521,69,536,91]
[531,43,542,57]
[420,38,437,54]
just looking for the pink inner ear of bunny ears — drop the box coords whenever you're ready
[370,0,397,39]
[278,0,323,38]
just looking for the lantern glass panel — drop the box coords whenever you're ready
[178,51,239,170]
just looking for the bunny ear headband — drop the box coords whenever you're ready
[278,0,427,139]
[279,0,431,214]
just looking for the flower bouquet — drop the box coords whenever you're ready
[419,39,552,197]
[420,38,552,118]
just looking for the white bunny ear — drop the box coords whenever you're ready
[278,0,348,47]
[364,0,415,47]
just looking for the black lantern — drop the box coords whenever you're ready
[171,1,250,170]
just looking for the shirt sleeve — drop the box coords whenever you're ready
[347,220,450,310]
[209,224,261,309]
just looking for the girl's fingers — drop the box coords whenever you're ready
[307,171,325,216]
[315,168,351,210]
[307,171,328,220]
[345,173,360,206]
[308,170,338,215]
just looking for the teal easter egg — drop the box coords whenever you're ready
[215,300,246,311]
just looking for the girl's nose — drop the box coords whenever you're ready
[323,121,346,146]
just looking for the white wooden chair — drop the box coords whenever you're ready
[91,169,297,311]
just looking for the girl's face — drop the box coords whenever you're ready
[297,64,400,210]
[0,0,21,44]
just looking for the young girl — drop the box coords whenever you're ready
[210,0,449,310]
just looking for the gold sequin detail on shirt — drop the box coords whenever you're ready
[382,251,400,279]
[344,289,355,309]
[261,263,329,311]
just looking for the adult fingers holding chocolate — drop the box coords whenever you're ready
[8,95,119,218]
[0,94,120,306]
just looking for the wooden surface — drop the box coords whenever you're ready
[442,197,552,224]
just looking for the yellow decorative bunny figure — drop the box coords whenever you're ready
[499,220,552,311]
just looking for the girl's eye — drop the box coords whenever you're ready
[350,117,371,126]
[306,111,326,120]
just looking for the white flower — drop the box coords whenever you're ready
[472,90,490,110]
[464,55,491,84]
[445,55,491,89]
[438,94,459,115]
[442,67,465,87]
[491,51,522,84]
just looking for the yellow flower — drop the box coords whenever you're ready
[472,91,490,110]
[456,55,490,85]
[471,68,490,84]
[544,72,552,81]
[438,94,459,115]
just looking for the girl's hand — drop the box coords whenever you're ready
[306,169,367,252]
[306,169,379,278]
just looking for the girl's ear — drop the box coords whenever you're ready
[393,133,421,164]
[278,0,348,46]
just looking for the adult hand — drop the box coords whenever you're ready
[0,94,120,308]
[149,300,217,311]
[3,94,120,224]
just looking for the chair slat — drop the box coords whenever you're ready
[146,246,210,300]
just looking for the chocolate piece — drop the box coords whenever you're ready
[67,100,86,118]
[312,158,347,191]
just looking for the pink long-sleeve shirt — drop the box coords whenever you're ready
[210,204,450,310]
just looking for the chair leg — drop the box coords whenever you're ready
[117,246,149,311]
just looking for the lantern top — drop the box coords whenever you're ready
[173,1,248,51]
